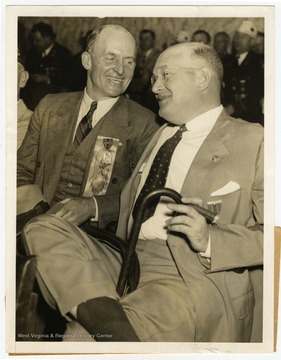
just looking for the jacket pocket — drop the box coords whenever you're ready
[225,269,255,319]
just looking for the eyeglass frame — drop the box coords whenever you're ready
[150,66,202,86]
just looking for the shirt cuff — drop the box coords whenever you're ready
[89,197,98,223]
[200,233,211,259]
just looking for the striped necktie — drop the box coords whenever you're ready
[73,101,97,149]
[132,124,187,223]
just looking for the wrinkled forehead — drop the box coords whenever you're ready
[92,27,136,57]
[154,45,194,72]
[99,27,135,47]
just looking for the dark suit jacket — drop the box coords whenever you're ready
[223,51,264,123]
[126,48,161,112]
[23,42,72,110]
[117,110,264,342]
[17,92,160,228]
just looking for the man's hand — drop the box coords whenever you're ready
[166,197,209,253]
[49,197,96,226]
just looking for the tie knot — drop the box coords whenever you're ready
[89,101,97,113]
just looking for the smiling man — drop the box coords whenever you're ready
[17,24,160,229]
[23,42,263,342]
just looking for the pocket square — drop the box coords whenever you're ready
[210,181,240,196]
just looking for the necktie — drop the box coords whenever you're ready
[133,124,187,223]
[73,101,97,149]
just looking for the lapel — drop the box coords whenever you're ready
[109,96,130,128]
[180,110,236,198]
[42,92,82,196]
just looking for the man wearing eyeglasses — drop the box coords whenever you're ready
[23,42,263,342]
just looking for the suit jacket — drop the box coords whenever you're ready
[23,42,72,110]
[117,110,264,342]
[17,92,160,228]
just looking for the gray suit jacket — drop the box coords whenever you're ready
[17,92,160,228]
[117,110,264,342]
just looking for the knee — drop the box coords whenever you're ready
[24,214,65,233]
[22,214,67,254]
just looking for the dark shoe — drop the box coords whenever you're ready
[77,296,140,341]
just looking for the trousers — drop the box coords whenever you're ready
[23,214,197,342]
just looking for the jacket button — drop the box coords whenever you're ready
[112,177,118,184]
[36,161,41,168]
[68,183,72,188]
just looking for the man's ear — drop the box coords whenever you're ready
[19,70,29,88]
[81,51,92,70]
[196,67,211,91]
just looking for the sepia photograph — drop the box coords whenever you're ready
[3,2,277,357]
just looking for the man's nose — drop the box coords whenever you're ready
[151,76,164,94]
[114,59,124,75]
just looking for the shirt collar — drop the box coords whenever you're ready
[145,48,153,58]
[184,105,223,133]
[42,43,54,57]
[237,52,248,65]
[82,88,119,120]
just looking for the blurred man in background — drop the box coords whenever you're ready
[126,29,161,113]
[22,22,71,110]
[222,21,264,124]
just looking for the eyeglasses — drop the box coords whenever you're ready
[151,67,201,86]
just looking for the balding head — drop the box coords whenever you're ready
[151,42,223,124]
[86,24,136,57]
[160,42,223,83]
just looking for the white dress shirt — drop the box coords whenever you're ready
[73,89,119,140]
[132,105,223,241]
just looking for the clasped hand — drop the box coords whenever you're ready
[166,197,209,253]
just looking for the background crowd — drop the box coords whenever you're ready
[18,17,264,127]
[15,18,264,343]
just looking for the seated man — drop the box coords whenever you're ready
[23,42,263,342]
[17,24,160,230]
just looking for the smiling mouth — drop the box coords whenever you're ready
[107,77,123,84]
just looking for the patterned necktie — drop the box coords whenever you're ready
[73,101,97,149]
[132,124,187,223]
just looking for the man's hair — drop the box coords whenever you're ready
[192,29,211,44]
[190,43,224,83]
[30,22,56,40]
[140,29,156,40]
[86,24,135,55]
